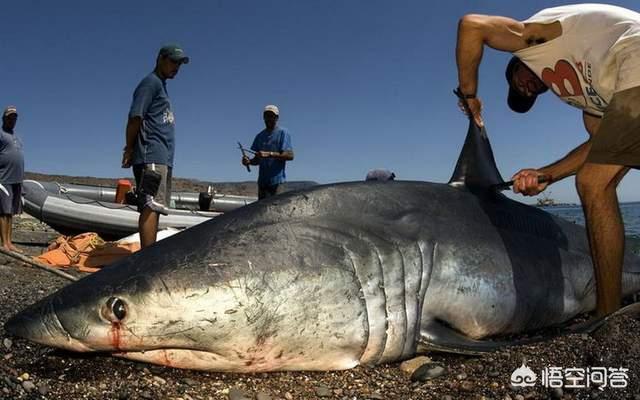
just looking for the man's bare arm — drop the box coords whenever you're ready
[538,142,591,183]
[122,116,142,168]
[537,112,601,181]
[272,150,294,161]
[456,14,527,96]
[125,117,141,149]
[512,112,599,195]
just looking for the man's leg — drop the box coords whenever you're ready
[0,214,10,250]
[139,208,159,248]
[266,184,279,198]
[258,184,281,200]
[8,184,22,252]
[0,184,20,252]
[576,162,628,317]
[7,214,16,252]
[134,164,170,248]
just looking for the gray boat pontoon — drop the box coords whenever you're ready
[35,181,256,212]
[22,180,222,239]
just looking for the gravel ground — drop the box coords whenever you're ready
[2,181,640,399]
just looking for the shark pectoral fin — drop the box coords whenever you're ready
[418,304,640,357]
[417,320,546,356]
[417,320,507,355]
[563,316,607,335]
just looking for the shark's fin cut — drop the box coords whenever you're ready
[448,121,506,190]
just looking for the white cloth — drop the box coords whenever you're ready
[116,227,181,245]
[514,4,640,116]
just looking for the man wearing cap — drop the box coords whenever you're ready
[0,106,24,252]
[122,44,189,248]
[241,105,294,199]
[456,4,640,317]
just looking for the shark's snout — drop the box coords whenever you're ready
[4,299,68,347]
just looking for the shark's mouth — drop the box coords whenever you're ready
[113,347,360,372]
[112,348,288,372]
[113,348,227,370]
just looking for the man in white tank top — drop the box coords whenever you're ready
[456,4,640,318]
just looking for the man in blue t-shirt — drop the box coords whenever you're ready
[242,105,294,199]
[121,44,189,248]
[0,106,24,252]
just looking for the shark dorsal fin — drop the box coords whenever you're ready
[448,121,506,189]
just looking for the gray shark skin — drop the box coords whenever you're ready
[5,123,640,372]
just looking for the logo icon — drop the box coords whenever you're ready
[511,362,538,387]
[162,109,175,125]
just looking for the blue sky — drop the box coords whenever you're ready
[2,1,639,203]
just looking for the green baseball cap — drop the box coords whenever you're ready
[158,44,190,64]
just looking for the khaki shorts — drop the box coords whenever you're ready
[133,163,172,208]
[588,129,640,167]
[586,87,640,168]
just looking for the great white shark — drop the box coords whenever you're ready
[5,121,640,372]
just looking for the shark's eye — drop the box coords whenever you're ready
[101,297,127,323]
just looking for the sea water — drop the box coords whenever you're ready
[543,201,640,238]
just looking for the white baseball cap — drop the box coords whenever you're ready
[3,106,17,117]
[263,105,279,116]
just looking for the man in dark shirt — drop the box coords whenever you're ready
[122,44,189,248]
[0,106,24,252]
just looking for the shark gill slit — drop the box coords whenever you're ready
[310,223,388,365]
[365,233,407,363]
[344,247,370,363]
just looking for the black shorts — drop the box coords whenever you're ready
[0,183,22,215]
[133,163,172,212]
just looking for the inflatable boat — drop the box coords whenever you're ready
[22,180,221,239]
[35,181,256,212]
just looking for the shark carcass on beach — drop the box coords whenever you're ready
[5,121,640,372]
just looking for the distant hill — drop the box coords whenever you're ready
[25,172,318,197]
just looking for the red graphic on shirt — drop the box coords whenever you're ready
[540,60,584,98]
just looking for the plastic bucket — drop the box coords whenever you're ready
[115,179,133,204]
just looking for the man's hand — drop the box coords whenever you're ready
[458,97,484,127]
[241,155,251,166]
[511,168,550,196]
[122,147,133,168]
